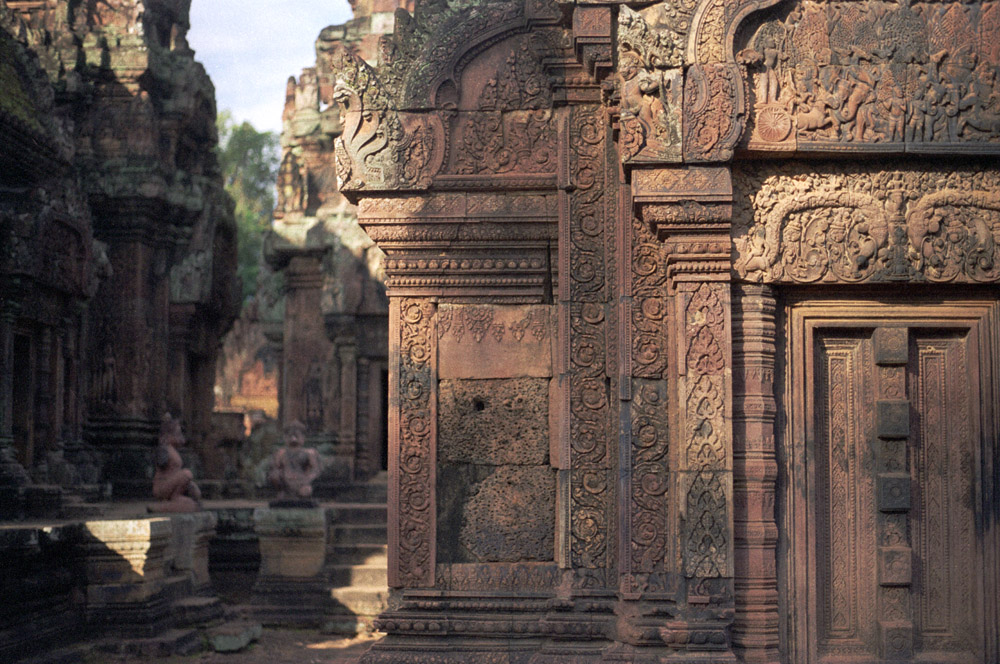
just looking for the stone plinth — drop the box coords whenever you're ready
[82,518,173,635]
[252,506,332,625]
[163,512,217,592]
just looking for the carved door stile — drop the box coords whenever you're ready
[562,101,614,590]
[782,300,999,664]
[389,296,437,589]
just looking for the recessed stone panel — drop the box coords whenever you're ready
[459,466,556,563]
[438,378,549,466]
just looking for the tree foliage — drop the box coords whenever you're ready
[216,111,280,300]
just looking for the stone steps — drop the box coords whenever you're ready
[331,523,388,545]
[316,482,388,503]
[328,563,388,587]
[93,628,202,658]
[327,502,388,524]
[162,572,194,603]
[331,543,388,564]
[172,595,225,628]
[323,490,389,636]
[330,586,391,617]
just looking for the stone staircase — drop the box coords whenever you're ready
[324,475,389,635]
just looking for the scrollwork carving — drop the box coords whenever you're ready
[734,163,1000,284]
[568,104,610,576]
[396,297,436,587]
[683,63,745,162]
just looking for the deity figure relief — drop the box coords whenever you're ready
[619,52,679,157]
[267,420,321,500]
[276,151,305,214]
[303,360,324,430]
[150,414,202,513]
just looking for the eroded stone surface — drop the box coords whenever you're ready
[459,466,555,564]
[438,378,549,466]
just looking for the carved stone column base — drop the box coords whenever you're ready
[82,518,173,637]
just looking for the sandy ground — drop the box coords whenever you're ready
[86,630,381,664]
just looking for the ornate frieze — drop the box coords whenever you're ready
[733,163,1000,283]
[743,1,1000,153]
[565,104,612,579]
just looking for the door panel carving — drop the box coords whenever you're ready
[783,301,998,664]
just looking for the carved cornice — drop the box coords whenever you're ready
[357,191,557,299]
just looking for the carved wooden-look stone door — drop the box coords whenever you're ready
[783,300,1000,664]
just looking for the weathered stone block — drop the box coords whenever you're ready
[878,546,912,586]
[439,378,549,466]
[253,507,327,577]
[878,473,911,512]
[458,466,556,563]
[877,400,911,438]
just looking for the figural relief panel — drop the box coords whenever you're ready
[743,1,1000,152]
[733,162,1000,284]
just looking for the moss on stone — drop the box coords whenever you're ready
[0,34,44,134]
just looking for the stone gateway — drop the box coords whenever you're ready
[324,1,1000,662]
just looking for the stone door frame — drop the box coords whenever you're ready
[761,292,1000,663]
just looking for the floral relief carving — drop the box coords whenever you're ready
[630,381,670,581]
[681,283,730,579]
[734,164,1000,284]
[568,104,610,575]
[683,63,745,162]
[397,298,436,587]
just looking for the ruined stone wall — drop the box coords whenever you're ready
[0,0,238,504]
[260,2,410,486]
[328,0,1000,662]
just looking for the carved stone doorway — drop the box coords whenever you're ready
[780,298,1000,664]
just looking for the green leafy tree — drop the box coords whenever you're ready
[216,111,280,300]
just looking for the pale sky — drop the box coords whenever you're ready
[188,1,353,134]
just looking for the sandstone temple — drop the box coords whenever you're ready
[3,0,1000,663]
